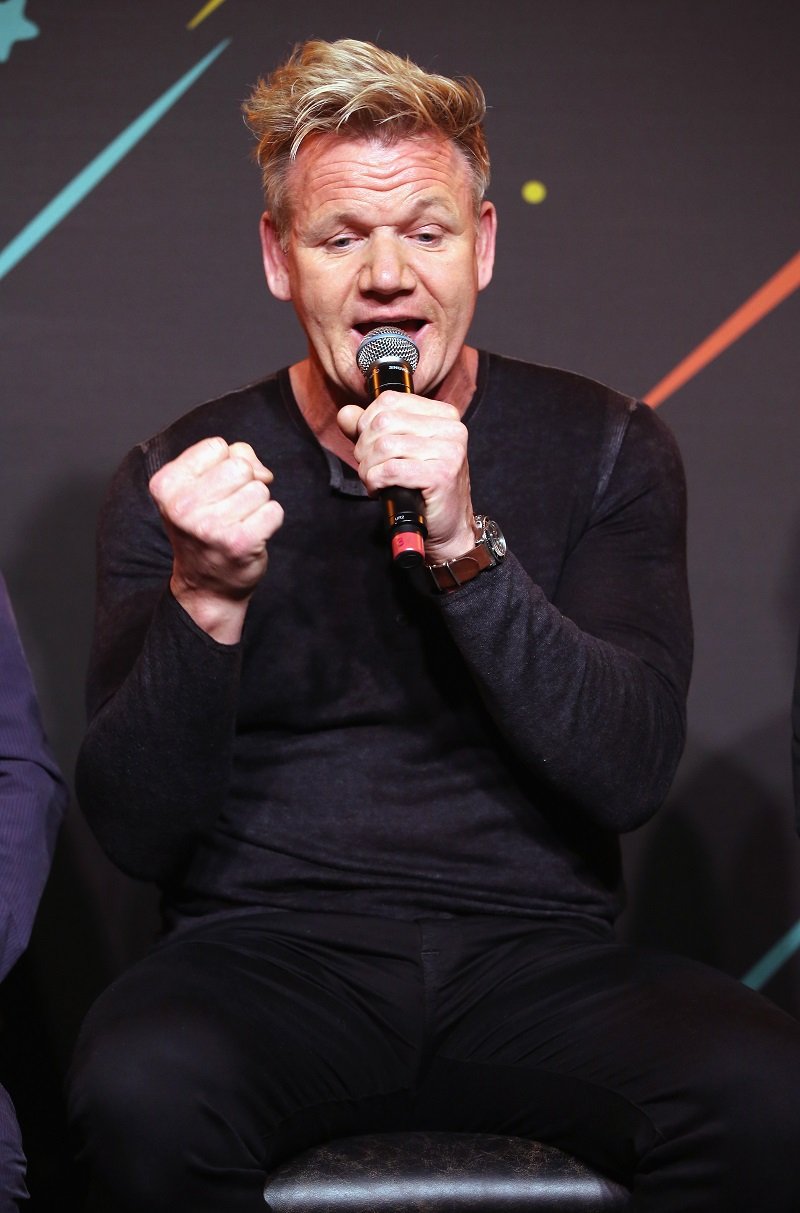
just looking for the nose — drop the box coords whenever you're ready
[358,230,415,295]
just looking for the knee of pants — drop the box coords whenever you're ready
[67,997,249,1166]
[0,1084,28,1208]
[682,998,800,1165]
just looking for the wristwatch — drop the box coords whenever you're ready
[426,515,507,593]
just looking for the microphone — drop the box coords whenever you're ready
[356,327,427,569]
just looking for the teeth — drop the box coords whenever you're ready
[357,320,421,335]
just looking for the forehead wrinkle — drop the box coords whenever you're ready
[294,184,470,249]
[309,191,460,231]
[286,134,473,231]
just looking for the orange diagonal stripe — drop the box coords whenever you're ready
[645,250,800,407]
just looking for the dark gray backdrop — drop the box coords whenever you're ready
[1,1,798,1204]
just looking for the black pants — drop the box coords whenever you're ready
[67,911,800,1212]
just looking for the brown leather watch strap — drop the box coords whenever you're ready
[426,541,494,593]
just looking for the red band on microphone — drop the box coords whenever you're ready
[391,530,426,562]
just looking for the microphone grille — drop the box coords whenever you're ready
[356,327,420,376]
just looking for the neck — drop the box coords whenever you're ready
[289,346,479,469]
[290,346,477,468]
[289,360,357,466]
[435,346,479,416]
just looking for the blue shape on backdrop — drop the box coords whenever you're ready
[742,918,800,991]
[0,0,38,63]
[0,38,231,281]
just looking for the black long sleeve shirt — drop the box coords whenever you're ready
[76,352,692,929]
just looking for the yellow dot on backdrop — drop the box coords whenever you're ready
[521,180,547,204]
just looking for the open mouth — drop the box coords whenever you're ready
[354,319,426,338]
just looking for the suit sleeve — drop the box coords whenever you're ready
[0,575,68,979]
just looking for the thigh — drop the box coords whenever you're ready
[415,918,800,1211]
[68,912,423,1210]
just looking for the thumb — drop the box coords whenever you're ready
[337,404,365,442]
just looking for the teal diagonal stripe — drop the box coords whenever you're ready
[0,38,231,282]
[741,917,800,990]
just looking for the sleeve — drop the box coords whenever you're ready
[74,444,243,884]
[435,402,692,833]
[0,575,69,980]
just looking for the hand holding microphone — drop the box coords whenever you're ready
[355,327,427,569]
[341,326,476,572]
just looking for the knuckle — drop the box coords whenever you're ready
[381,457,403,482]
[190,436,226,471]
[372,408,393,431]
[374,433,398,459]
[263,500,285,534]
[228,455,254,481]
[227,529,252,561]
[193,514,216,544]
[363,467,382,494]
[149,465,174,500]
[246,480,270,508]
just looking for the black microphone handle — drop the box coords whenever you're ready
[368,360,427,570]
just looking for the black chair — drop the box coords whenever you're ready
[263,1130,631,1211]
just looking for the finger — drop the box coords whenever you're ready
[150,436,229,503]
[192,475,271,528]
[203,455,271,502]
[228,442,274,484]
[161,452,275,520]
[360,456,429,495]
[222,498,285,560]
[337,404,365,441]
[151,439,274,504]
[173,488,283,560]
[358,401,462,446]
[251,497,284,542]
[169,436,231,479]
[369,393,460,424]
[356,429,467,477]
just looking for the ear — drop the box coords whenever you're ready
[259,212,292,301]
[475,200,497,292]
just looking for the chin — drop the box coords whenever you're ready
[331,369,368,404]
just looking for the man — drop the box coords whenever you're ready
[0,574,68,1209]
[69,39,800,1213]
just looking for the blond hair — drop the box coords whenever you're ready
[242,39,490,241]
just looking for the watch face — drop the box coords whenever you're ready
[477,515,507,561]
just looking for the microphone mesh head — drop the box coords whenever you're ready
[356,327,420,376]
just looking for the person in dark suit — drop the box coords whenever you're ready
[0,574,68,1209]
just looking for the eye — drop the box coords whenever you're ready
[325,234,358,251]
[411,228,444,247]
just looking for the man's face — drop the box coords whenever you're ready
[260,132,496,404]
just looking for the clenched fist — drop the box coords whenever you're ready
[149,437,284,642]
